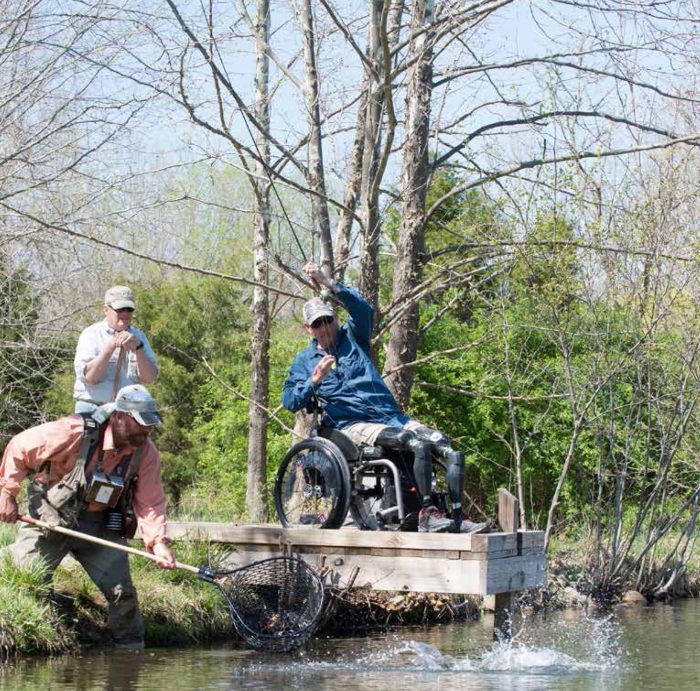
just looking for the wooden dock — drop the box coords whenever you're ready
[165,522,546,596]
[161,490,545,638]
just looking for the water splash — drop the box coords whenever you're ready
[395,641,452,670]
[460,611,625,674]
[244,610,625,681]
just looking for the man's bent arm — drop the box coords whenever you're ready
[135,347,158,384]
[282,359,316,413]
[335,284,373,351]
[83,343,116,385]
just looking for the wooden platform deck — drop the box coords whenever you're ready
[165,522,547,596]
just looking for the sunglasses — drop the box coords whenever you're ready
[310,316,333,328]
[109,305,135,314]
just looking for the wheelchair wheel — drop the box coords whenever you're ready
[274,437,351,529]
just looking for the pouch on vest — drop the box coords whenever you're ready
[27,415,101,528]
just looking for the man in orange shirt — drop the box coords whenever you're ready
[0,385,176,650]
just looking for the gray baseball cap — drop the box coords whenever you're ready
[105,285,136,310]
[115,384,163,426]
[303,298,335,325]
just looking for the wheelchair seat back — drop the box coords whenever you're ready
[316,426,361,462]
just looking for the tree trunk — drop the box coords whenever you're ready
[358,0,385,317]
[383,0,433,409]
[334,86,367,282]
[246,0,271,523]
[338,1,404,286]
[299,0,333,273]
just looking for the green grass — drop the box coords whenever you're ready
[0,553,76,658]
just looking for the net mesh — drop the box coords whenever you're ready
[213,556,325,652]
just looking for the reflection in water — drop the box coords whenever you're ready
[2,599,700,690]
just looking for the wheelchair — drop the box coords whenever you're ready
[273,425,451,531]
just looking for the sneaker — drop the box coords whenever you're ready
[459,519,490,534]
[418,507,453,533]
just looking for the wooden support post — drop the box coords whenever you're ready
[493,591,514,641]
[498,488,519,534]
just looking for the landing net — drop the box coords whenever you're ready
[211,556,325,653]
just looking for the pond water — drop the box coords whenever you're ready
[2,598,700,690]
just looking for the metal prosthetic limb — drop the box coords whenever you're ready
[412,426,466,526]
[436,445,465,526]
[375,428,433,507]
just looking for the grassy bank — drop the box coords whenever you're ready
[0,525,233,658]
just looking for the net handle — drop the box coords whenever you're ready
[18,514,202,575]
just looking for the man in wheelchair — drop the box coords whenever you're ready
[282,263,487,534]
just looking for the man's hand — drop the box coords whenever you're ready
[304,262,336,291]
[152,542,176,569]
[0,491,18,523]
[312,354,336,386]
[113,330,140,352]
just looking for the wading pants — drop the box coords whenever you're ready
[8,510,144,648]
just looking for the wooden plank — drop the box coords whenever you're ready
[498,488,519,533]
[165,522,477,551]
[517,530,545,549]
[164,522,539,556]
[256,550,485,594]
[166,522,466,551]
[214,549,545,595]
[469,532,518,556]
[517,530,545,556]
[484,554,547,594]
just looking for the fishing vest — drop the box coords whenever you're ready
[28,414,143,535]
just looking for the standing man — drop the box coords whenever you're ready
[74,285,158,413]
[0,384,176,650]
[283,263,486,534]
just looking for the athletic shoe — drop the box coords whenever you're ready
[459,520,490,534]
[418,507,453,533]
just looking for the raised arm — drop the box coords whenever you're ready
[303,262,374,351]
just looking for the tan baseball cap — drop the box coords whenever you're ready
[104,285,136,310]
[303,298,335,325]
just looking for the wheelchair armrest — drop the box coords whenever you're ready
[316,427,360,462]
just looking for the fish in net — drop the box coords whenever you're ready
[199,555,326,652]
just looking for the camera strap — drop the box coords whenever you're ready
[121,445,144,495]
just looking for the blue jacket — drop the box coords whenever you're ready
[282,284,409,430]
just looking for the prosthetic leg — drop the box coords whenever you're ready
[375,428,431,506]
[411,427,467,531]
[375,428,453,533]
